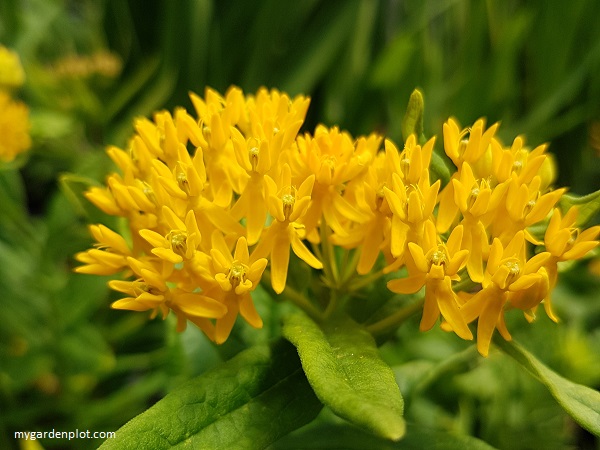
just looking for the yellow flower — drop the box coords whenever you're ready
[383,171,440,258]
[441,162,508,282]
[385,134,434,185]
[0,46,25,89]
[252,163,322,293]
[489,135,556,192]
[139,207,202,264]
[204,232,268,344]
[437,118,498,233]
[109,255,227,335]
[75,224,132,275]
[491,175,565,244]
[290,126,380,241]
[0,91,31,162]
[540,207,600,321]
[110,277,227,334]
[330,152,393,274]
[461,231,550,356]
[229,88,309,245]
[443,118,498,175]
[388,221,472,340]
[545,207,600,262]
[239,87,309,154]
[190,87,248,205]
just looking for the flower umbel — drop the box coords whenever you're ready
[75,85,598,355]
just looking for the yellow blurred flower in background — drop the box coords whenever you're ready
[0,45,25,89]
[0,90,31,163]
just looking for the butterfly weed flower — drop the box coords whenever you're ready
[441,162,508,282]
[75,85,599,354]
[383,165,440,260]
[437,118,499,233]
[289,125,380,243]
[490,174,565,245]
[386,134,434,185]
[75,224,132,275]
[460,232,551,356]
[539,207,600,321]
[230,88,310,245]
[204,232,267,343]
[387,220,472,340]
[251,163,322,294]
[139,207,202,264]
[330,152,394,275]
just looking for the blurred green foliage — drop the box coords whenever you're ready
[0,0,599,449]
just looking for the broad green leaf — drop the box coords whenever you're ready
[559,189,600,228]
[98,340,322,450]
[495,337,600,435]
[282,311,405,441]
[270,423,496,450]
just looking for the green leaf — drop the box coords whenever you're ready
[559,189,600,228]
[58,173,103,218]
[495,337,600,435]
[98,340,321,450]
[282,311,405,441]
[270,423,496,450]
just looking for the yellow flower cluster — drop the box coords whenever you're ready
[0,45,31,163]
[76,86,599,355]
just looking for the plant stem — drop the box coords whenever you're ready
[262,269,324,321]
[366,297,425,335]
[347,268,385,292]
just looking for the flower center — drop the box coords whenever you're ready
[400,156,411,176]
[167,230,188,257]
[512,159,523,173]
[282,192,296,221]
[176,168,190,195]
[141,181,156,204]
[429,245,448,267]
[133,281,161,297]
[228,261,248,288]
[524,197,537,216]
[249,146,259,171]
[566,228,579,249]
[503,259,521,285]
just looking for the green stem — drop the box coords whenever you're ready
[319,218,339,284]
[412,345,479,396]
[366,297,425,335]
[452,276,479,293]
[262,269,324,321]
[347,268,386,292]
[340,247,361,285]
[322,288,338,319]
